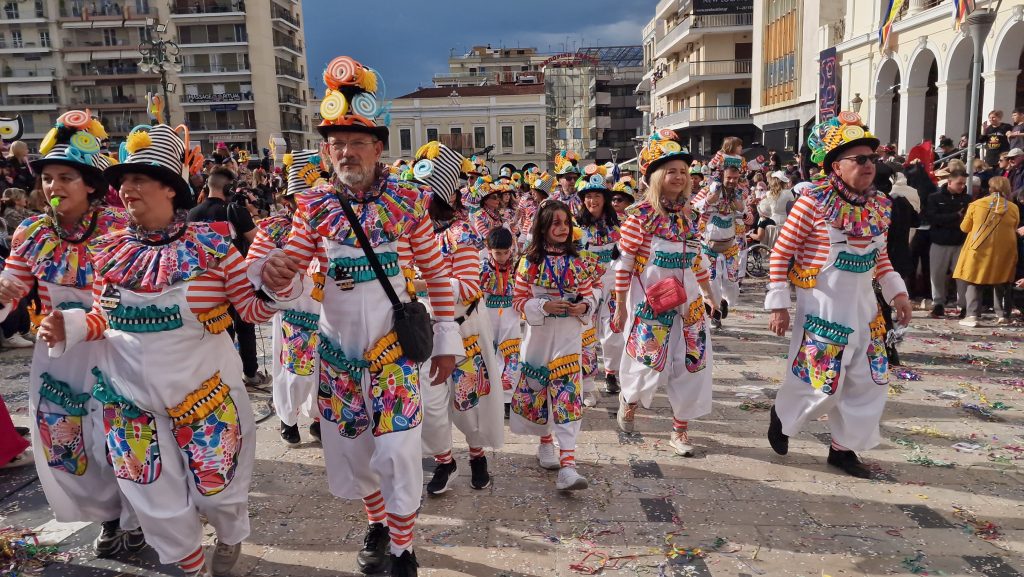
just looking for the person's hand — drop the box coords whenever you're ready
[37,310,65,347]
[543,299,570,316]
[1016,278,1024,289]
[566,302,588,317]
[611,298,627,333]
[1017,226,1024,237]
[412,279,428,293]
[893,293,913,327]
[261,253,301,293]
[0,277,27,303]
[769,308,790,336]
[429,354,456,386]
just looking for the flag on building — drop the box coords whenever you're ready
[878,0,906,53]
[952,0,976,30]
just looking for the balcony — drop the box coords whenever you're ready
[271,7,300,29]
[655,59,752,96]
[655,12,753,59]
[182,91,254,105]
[0,67,55,82]
[280,119,305,132]
[177,35,248,48]
[66,63,158,82]
[0,95,58,111]
[179,64,251,76]
[59,3,153,25]
[1,10,48,24]
[68,96,148,110]
[654,105,752,130]
[275,63,304,81]
[0,40,51,54]
[273,36,302,55]
[655,0,678,19]
[171,0,243,14]
[188,122,256,132]
[279,94,304,107]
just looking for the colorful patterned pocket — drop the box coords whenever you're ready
[867,312,889,385]
[37,411,87,476]
[512,361,549,425]
[452,335,491,412]
[369,356,422,436]
[626,317,672,372]
[92,368,161,484]
[581,327,598,377]
[550,372,582,425]
[281,310,320,376]
[498,338,521,393]
[791,333,845,395]
[319,360,370,439]
[168,373,242,496]
[683,318,708,374]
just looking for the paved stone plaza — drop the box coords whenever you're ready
[1,283,1022,577]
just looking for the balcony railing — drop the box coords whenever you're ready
[275,64,304,79]
[273,36,301,52]
[280,120,304,131]
[0,67,55,78]
[188,121,257,131]
[69,96,146,106]
[655,105,751,128]
[180,64,250,73]
[279,94,303,105]
[0,95,57,106]
[59,3,154,19]
[657,59,752,91]
[171,0,242,14]
[62,39,136,49]
[183,91,254,103]
[178,34,248,45]
[70,64,149,76]
[658,12,753,56]
[2,9,47,20]
[271,7,298,25]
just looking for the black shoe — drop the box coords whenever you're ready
[356,523,390,574]
[720,299,729,320]
[426,461,458,496]
[123,527,147,553]
[930,304,945,318]
[767,406,789,455]
[390,550,418,577]
[469,456,491,490]
[310,420,321,442]
[93,520,123,559]
[604,373,620,394]
[279,421,300,446]
[14,426,29,437]
[503,403,510,420]
[958,308,967,320]
[827,446,872,479]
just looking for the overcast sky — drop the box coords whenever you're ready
[303,0,656,98]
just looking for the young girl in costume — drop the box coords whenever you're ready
[511,200,595,491]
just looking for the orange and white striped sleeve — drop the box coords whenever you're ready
[765,196,818,310]
[405,214,462,357]
[450,238,482,304]
[213,246,280,324]
[614,214,651,294]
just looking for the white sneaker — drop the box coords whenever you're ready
[583,391,599,408]
[669,431,696,457]
[2,334,34,348]
[211,540,240,576]
[616,397,636,433]
[536,443,560,470]
[555,467,589,491]
[958,316,979,328]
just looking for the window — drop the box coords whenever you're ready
[102,29,118,46]
[501,126,513,149]
[0,33,5,49]
[34,0,44,17]
[39,30,49,47]
[4,2,18,19]
[426,127,438,142]
[400,128,412,152]
[11,30,22,48]
[474,127,486,149]
[524,125,535,148]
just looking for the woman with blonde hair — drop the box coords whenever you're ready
[1,187,34,233]
[611,130,716,457]
[5,141,35,191]
[953,176,1020,326]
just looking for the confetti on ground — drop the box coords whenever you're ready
[0,527,69,576]
[956,403,1000,421]
[895,368,922,381]
[952,505,1003,542]
[901,551,942,575]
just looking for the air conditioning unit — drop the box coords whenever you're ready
[518,75,537,85]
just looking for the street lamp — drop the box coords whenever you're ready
[139,21,181,124]
[850,93,863,114]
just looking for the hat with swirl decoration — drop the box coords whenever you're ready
[412,141,473,208]
[317,55,391,144]
[283,150,327,196]
[807,111,880,171]
[611,177,636,202]
[576,163,611,196]
[639,128,693,179]
[553,150,581,176]
[31,109,112,188]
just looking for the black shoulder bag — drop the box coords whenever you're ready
[336,194,434,363]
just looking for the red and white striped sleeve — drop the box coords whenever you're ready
[83,280,109,341]
[279,213,321,271]
[512,262,534,314]
[246,226,278,262]
[614,214,651,294]
[0,250,52,312]
[450,237,481,303]
[769,196,817,285]
[407,216,455,323]
[874,242,908,303]
[208,246,279,324]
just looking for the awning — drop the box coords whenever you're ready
[8,83,53,96]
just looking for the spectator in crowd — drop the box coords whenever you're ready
[926,168,970,318]
[1008,148,1024,198]
[1,188,35,233]
[3,141,35,191]
[972,158,994,198]
[906,162,937,302]
[982,110,1013,167]
[953,176,1020,326]
[936,137,956,169]
[878,163,921,289]
[1008,108,1024,151]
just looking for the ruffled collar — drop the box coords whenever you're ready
[257,214,293,248]
[90,219,232,292]
[295,174,426,247]
[807,174,891,238]
[624,201,690,242]
[9,207,127,287]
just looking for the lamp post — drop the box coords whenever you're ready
[139,19,181,125]
[851,93,863,114]
[964,8,997,199]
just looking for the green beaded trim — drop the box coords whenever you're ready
[485,294,513,309]
[90,367,142,418]
[702,245,718,258]
[651,250,696,270]
[108,304,183,333]
[635,300,677,325]
[328,251,400,284]
[710,214,734,228]
[592,248,614,264]
[56,301,89,312]
[520,360,550,386]
[803,314,854,346]
[281,309,320,332]
[317,336,368,376]
[833,250,878,274]
[39,373,91,417]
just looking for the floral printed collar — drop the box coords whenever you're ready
[9,207,126,287]
[808,174,891,238]
[296,174,425,247]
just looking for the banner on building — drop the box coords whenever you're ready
[692,0,753,15]
[818,47,841,122]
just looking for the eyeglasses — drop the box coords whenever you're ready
[837,153,881,166]
[611,196,630,203]
[327,139,376,152]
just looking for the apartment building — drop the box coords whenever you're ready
[432,45,548,88]
[0,0,315,153]
[647,0,758,157]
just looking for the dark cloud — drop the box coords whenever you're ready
[302,0,655,98]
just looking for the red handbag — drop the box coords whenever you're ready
[643,276,688,315]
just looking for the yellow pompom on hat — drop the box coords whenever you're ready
[639,128,693,179]
[807,111,880,170]
[317,55,391,144]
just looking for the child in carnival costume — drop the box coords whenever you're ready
[552,150,582,213]
[600,177,636,394]
[480,226,520,413]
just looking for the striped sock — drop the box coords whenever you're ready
[387,511,416,555]
[434,450,454,464]
[539,434,553,445]
[559,449,576,468]
[831,439,849,452]
[673,419,688,432]
[469,447,485,459]
[362,490,386,524]
[177,546,206,576]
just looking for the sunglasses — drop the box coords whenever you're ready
[611,196,630,203]
[837,154,881,166]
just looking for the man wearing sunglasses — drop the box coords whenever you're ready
[765,111,912,479]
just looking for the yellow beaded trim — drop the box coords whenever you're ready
[870,312,887,340]
[365,331,403,373]
[723,243,741,258]
[311,272,325,302]
[582,327,597,347]
[684,296,705,326]
[167,372,230,428]
[463,334,481,358]
[197,302,232,335]
[788,264,819,289]
[634,255,647,275]
[403,268,417,299]
[499,338,520,357]
[548,353,581,381]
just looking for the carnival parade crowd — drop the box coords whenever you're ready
[0,55,1023,577]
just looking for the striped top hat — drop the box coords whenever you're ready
[530,171,554,195]
[412,141,472,208]
[318,55,391,144]
[283,150,326,196]
[31,110,113,190]
[104,124,194,209]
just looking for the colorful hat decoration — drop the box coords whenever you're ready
[639,128,693,178]
[497,165,514,181]
[530,172,554,195]
[32,110,112,187]
[553,150,581,176]
[283,150,326,196]
[576,163,611,195]
[318,55,391,143]
[807,111,880,169]
[611,178,636,201]
[464,175,493,208]
[104,123,197,209]
[412,141,471,208]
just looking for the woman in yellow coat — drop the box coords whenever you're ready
[953,176,1019,327]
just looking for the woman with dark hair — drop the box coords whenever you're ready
[905,162,938,302]
[512,199,596,491]
[1,187,35,234]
